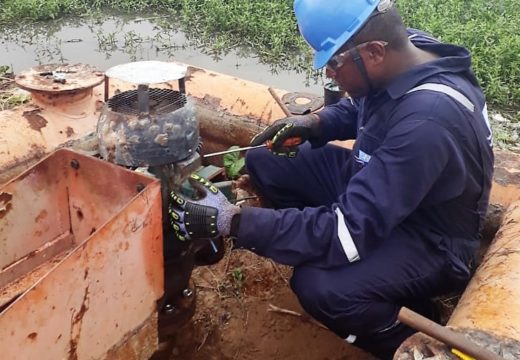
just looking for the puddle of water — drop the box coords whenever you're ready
[0,15,325,95]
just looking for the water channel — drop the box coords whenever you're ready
[0,14,325,94]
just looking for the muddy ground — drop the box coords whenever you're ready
[162,178,461,360]
[171,245,376,360]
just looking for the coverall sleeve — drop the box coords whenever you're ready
[308,98,359,148]
[235,118,466,267]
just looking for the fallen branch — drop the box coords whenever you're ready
[269,260,289,285]
[196,330,211,352]
[268,303,329,330]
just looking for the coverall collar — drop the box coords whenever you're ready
[385,43,472,100]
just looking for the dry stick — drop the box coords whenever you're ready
[204,267,224,299]
[222,243,233,276]
[268,303,329,330]
[269,259,289,285]
[398,307,504,360]
[195,284,216,291]
[233,334,244,360]
[205,267,221,285]
[233,311,248,360]
[196,330,211,352]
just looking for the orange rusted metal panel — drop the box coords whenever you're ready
[0,149,163,360]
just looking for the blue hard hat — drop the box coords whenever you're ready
[294,0,381,69]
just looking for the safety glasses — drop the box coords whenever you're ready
[326,41,389,73]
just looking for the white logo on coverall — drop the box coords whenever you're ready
[355,150,372,166]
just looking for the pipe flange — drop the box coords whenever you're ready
[281,92,324,115]
[15,63,104,93]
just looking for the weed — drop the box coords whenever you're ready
[0,66,11,77]
[0,89,30,111]
[0,65,29,110]
[96,31,118,52]
[214,266,246,297]
[231,268,245,287]
[223,146,245,180]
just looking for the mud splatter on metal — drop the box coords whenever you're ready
[65,127,75,138]
[0,192,13,219]
[23,109,48,132]
[68,285,90,360]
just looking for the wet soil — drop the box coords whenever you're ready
[170,246,376,360]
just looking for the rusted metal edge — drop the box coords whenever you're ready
[101,311,159,360]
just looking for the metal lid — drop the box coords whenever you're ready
[105,61,187,85]
[15,63,104,93]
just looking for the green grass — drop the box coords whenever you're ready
[0,0,172,20]
[398,0,520,112]
[0,0,518,118]
[171,0,308,65]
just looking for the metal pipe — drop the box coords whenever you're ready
[448,201,520,343]
[398,307,503,360]
[268,87,291,117]
[104,75,109,102]
[137,84,150,116]
[178,78,186,94]
[395,200,520,359]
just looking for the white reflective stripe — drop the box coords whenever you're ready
[408,33,439,43]
[407,83,475,113]
[378,320,401,333]
[335,208,360,262]
[482,103,493,146]
[344,334,357,344]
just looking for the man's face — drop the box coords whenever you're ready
[325,41,388,98]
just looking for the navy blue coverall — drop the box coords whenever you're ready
[234,31,494,359]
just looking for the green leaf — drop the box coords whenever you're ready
[223,146,245,179]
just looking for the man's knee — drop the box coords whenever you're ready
[290,267,329,315]
[290,267,360,326]
[290,267,399,337]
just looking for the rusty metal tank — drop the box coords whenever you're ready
[0,64,104,185]
[0,148,163,360]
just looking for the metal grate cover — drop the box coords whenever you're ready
[108,88,187,116]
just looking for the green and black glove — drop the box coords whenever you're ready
[169,174,240,241]
[250,113,320,157]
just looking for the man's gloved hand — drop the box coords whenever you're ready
[169,174,240,241]
[250,113,320,156]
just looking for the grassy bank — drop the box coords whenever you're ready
[0,0,518,116]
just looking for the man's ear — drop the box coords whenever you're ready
[364,42,387,65]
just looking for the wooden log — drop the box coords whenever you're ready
[195,101,265,166]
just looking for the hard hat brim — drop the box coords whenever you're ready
[313,49,333,70]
